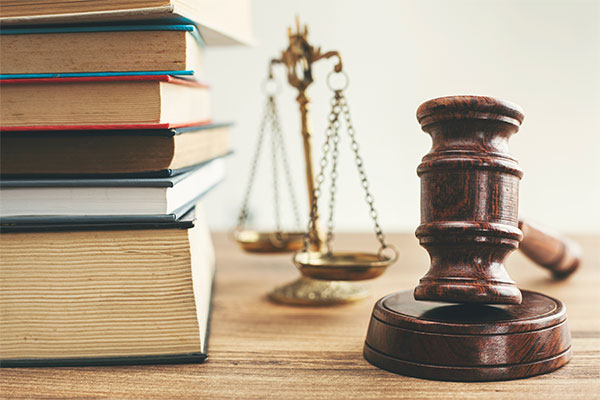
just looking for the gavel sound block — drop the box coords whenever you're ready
[364,96,572,381]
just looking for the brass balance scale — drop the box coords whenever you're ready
[234,18,397,305]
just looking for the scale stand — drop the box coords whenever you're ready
[239,17,397,306]
[268,18,365,305]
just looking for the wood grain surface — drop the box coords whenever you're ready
[1,232,599,399]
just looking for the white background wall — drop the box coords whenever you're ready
[203,0,600,234]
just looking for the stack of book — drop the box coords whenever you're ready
[0,1,252,366]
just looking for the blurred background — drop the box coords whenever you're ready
[204,0,600,234]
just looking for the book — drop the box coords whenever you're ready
[1,123,231,177]
[0,204,215,366]
[0,25,205,78]
[0,75,211,129]
[0,158,225,221]
[0,0,254,46]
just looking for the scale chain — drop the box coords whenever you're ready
[304,93,341,251]
[326,94,342,253]
[270,96,302,230]
[339,93,388,250]
[236,94,272,231]
[238,89,303,238]
[269,97,283,237]
[304,88,390,255]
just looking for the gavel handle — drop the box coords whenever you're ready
[518,218,582,279]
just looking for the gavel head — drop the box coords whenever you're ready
[414,96,525,304]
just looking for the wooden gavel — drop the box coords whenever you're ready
[364,95,576,381]
[413,96,582,305]
[518,218,582,279]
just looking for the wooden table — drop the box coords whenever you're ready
[2,233,599,399]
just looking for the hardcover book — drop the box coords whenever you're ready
[0,123,231,177]
[0,205,215,366]
[0,25,205,78]
[0,0,254,46]
[0,157,225,222]
[0,75,211,130]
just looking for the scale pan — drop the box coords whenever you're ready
[234,230,305,253]
[294,250,396,281]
